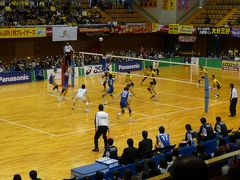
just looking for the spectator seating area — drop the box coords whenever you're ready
[71,132,240,180]
[184,5,233,26]
[104,5,149,24]
[139,0,157,8]
[0,0,148,26]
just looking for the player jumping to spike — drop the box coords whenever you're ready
[72,84,90,112]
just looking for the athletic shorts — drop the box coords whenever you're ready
[107,88,114,94]
[150,80,156,85]
[120,102,128,108]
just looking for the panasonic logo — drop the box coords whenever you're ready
[119,64,140,70]
[0,74,29,82]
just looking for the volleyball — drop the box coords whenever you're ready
[99,37,103,42]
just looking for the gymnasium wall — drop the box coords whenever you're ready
[0,33,240,63]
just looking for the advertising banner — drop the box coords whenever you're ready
[231,27,240,38]
[52,26,78,41]
[115,25,152,34]
[47,67,79,80]
[84,64,112,76]
[116,60,142,72]
[197,27,231,35]
[79,26,114,33]
[222,60,239,71]
[0,71,32,85]
[179,25,194,34]
[162,0,176,10]
[0,28,46,38]
[169,24,179,34]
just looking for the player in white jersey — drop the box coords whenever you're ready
[152,61,159,76]
[72,84,90,112]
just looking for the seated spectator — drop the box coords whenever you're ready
[138,130,153,158]
[143,159,161,179]
[29,170,41,180]
[214,116,228,137]
[155,126,170,148]
[121,138,138,165]
[228,135,240,152]
[134,163,143,180]
[13,174,22,180]
[170,155,209,180]
[198,117,215,141]
[103,138,118,159]
[180,124,198,147]
[158,158,169,173]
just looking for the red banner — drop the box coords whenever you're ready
[115,25,152,34]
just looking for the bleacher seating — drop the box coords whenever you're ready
[104,5,149,24]
[185,5,232,26]
[72,135,240,180]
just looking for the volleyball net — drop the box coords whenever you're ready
[79,51,200,84]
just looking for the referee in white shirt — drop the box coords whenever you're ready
[229,83,238,117]
[63,42,74,66]
[92,104,109,152]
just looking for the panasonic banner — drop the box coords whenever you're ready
[0,71,32,85]
[116,60,142,72]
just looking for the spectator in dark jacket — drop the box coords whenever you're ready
[13,174,22,180]
[214,116,228,137]
[138,130,153,158]
[121,138,138,165]
[228,135,240,152]
[103,138,118,159]
[29,170,41,180]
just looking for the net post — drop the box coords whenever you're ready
[190,64,193,83]
[205,58,208,67]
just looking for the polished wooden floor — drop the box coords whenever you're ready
[0,66,240,179]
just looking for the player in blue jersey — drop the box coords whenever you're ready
[102,73,115,105]
[114,86,132,122]
[155,126,170,148]
[49,68,58,93]
[58,70,70,101]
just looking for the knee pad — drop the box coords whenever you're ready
[129,109,132,114]
[147,88,150,91]
[122,109,125,114]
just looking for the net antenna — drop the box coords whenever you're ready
[79,51,199,84]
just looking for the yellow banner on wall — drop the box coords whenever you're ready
[162,0,176,10]
[0,28,46,38]
[179,25,194,34]
[169,24,179,34]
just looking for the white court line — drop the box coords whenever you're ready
[54,101,227,137]
[132,101,227,122]
[0,94,40,101]
[0,117,57,137]
[88,89,188,110]
[114,84,204,101]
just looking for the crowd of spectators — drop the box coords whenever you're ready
[0,0,101,26]
[0,49,170,73]
[84,116,240,180]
